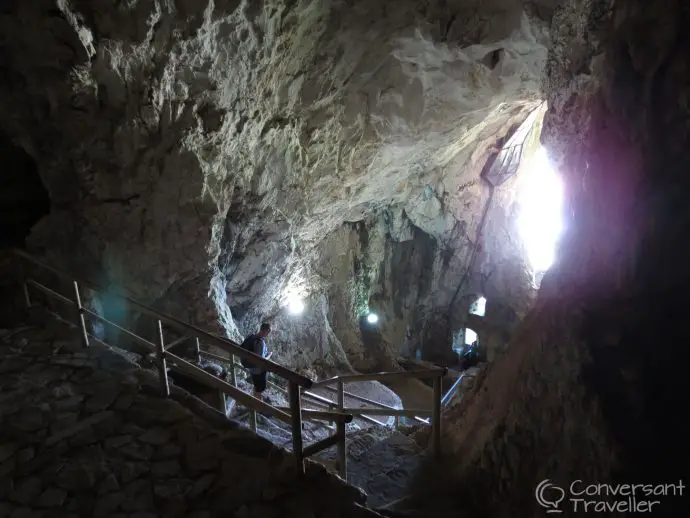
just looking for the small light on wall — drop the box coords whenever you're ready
[286,295,305,315]
[366,312,379,324]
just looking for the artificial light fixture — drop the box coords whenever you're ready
[286,295,305,315]
[366,312,379,324]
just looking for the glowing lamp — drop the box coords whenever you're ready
[366,312,379,324]
[286,295,305,315]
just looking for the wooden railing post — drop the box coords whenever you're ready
[288,382,305,474]
[16,258,31,308]
[72,281,90,348]
[218,391,227,416]
[155,319,170,397]
[194,337,201,362]
[329,404,336,436]
[432,374,442,459]
[336,380,347,479]
[230,356,237,386]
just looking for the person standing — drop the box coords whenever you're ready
[240,322,272,400]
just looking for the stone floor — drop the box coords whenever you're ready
[0,313,378,518]
[315,429,425,508]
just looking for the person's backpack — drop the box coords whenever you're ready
[240,334,260,368]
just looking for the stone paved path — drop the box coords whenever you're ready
[315,429,425,508]
[0,315,372,518]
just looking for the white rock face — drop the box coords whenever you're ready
[0,0,550,371]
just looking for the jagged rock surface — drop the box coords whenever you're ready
[391,1,690,516]
[0,0,550,371]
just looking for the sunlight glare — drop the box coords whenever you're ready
[517,146,564,272]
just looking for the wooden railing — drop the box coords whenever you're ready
[13,249,351,476]
[309,367,447,473]
[13,248,448,480]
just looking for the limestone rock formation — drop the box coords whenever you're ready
[0,0,551,371]
[395,1,689,516]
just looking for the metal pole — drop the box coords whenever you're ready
[288,382,305,474]
[336,380,347,479]
[394,416,400,430]
[72,281,90,348]
[432,375,442,459]
[155,319,170,397]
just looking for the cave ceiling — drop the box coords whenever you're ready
[0,0,553,371]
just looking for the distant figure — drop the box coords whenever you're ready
[240,322,272,400]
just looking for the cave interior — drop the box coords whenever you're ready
[0,0,689,516]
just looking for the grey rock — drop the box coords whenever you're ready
[0,443,16,463]
[120,462,150,484]
[104,435,132,450]
[112,392,136,411]
[93,491,124,515]
[13,407,46,432]
[184,437,221,472]
[151,460,181,478]
[154,443,181,459]
[119,442,153,461]
[139,427,172,445]
[37,487,67,507]
[12,477,42,505]
[98,473,120,494]
[189,473,215,498]
[121,479,153,512]
[51,395,84,411]
[84,383,120,413]
[8,508,40,518]
[55,462,96,492]
[249,503,280,518]
[46,411,114,446]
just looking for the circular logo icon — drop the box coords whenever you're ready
[536,479,565,513]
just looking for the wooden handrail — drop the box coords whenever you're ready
[310,367,447,388]
[14,248,312,388]
[200,350,388,427]
[16,247,448,475]
[15,249,359,477]
[341,407,432,418]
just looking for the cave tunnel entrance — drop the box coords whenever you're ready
[0,131,50,247]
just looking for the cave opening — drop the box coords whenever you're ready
[516,145,564,273]
[0,131,50,247]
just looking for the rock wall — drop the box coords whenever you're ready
[1,0,550,371]
[402,0,690,516]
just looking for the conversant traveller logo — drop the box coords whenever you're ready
[535,479,685,513]
[536,480,566,513]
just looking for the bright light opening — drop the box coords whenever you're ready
[286,295,305,315]
[366,312,379,324]
[517,146,564,272]
[470,296,486,317]
[465,328,477,345]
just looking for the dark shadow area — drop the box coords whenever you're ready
[0,131,50,247]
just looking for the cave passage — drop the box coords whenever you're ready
[0,132,50,247]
